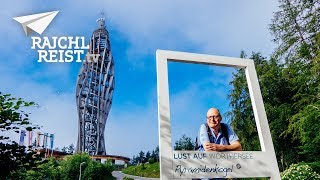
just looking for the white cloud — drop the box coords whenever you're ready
[101,0,279,58]
[50,0,280,66]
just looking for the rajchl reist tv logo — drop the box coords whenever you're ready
[13,11,99,63]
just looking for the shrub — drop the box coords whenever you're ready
[281,163,320,180]
[83,160,114,180]
[297,161,320,174]
[148,158,155,164]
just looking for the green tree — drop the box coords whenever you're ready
[270,0,320,164]
[131,155,138,165]
[149,150,157,164]
[138,151,145,163]
[228,2,320,171]
[174,134,195,150]
[68,144,75,154]
[83,160,114,180]
[24,158,61,180]
[270,0,320,61]
[20,153,115,179]
[62,146,68,153]
[145,151,151,162]
[154,146,159,162]
[227,52,262,152]
[0,92,38,140]
[285,101,320,161]
[60,153,91,179]
[131,146,160,165]
[227,52,305,170]
[0,92,40,179]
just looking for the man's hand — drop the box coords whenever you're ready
[203,143,212,151]
[203,143,225,151]
[203,141,242,151]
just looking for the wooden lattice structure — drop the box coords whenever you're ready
[76,17,114,155]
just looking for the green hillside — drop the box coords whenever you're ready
[122,162,160,178]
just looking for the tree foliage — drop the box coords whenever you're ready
[0,92,41,179]
[286,101,320,160]
[61,143,75,154]
[130,146,159,165]
[82,159,114,180]
[138,151,145,164]
[227,52,261,152]
[0,92,38,141]
[24,158,61,180]
[228,0,320,172]
[174,134,195,150]
[16,153,115,179]
[270,0,320,61]
[228,52,305,170]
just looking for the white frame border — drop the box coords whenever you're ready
[156,50,280,180]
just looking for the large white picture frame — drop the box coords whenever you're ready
[156,50,281,180]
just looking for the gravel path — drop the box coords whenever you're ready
[112,171,160,180]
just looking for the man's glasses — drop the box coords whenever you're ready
[207,115,221,120]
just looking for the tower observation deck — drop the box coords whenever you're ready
[76,17,115,155]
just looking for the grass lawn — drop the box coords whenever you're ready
[122,162,160,178]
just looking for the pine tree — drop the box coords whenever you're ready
[174,135,195,150]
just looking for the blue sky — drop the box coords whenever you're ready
[0,0,279,158]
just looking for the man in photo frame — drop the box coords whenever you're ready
[194,108,242,180]
[198,107,242,152]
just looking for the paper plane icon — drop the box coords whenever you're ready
[13,11,59,36]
